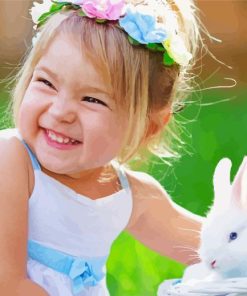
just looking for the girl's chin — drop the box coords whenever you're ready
[40,161,92,176]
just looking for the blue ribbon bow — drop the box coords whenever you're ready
[69,258,98,294]
[28,240,107,295]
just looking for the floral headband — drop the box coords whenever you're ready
[30,0,192,67]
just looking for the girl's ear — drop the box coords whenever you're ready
[145,107,171,138]
[231,156,247,210]
[213,158,232,209]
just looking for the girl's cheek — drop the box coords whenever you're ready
[24,82,35,95]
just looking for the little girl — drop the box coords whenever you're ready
[0,0,204,295]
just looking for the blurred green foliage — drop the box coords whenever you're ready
[0,88,12,129]
[0,83,246,295]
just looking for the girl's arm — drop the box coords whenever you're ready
[0,137,48,295]
[1,279,49,295]
[125,170,205,265]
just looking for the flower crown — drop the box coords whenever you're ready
[30,0,192,67]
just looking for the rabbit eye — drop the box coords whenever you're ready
[229,232,238,241]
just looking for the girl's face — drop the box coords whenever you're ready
[18,33,128,176]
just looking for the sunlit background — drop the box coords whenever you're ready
[0,1,247,295]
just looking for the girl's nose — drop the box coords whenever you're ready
[48,98,76,123]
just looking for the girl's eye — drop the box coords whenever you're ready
[37,78,54,89]
[83,96,108,107]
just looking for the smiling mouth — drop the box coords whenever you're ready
[44,129,82,145]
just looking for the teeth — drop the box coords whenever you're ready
[47,130,76,144]
[49,131,56,140]
[57,137,64,144]
[63,138,70,144]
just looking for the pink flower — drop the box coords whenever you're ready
[72,0,125,20]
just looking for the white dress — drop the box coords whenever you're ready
[1,129,133,296]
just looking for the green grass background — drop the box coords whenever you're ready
[0,82,246,295]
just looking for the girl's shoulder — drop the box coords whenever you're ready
[0,128,20,139]
[0,128,34,195]
[0,128,27,157]
[124,168,169,228]
[125,168,165,198]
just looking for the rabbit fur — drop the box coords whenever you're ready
[183,157,247,283]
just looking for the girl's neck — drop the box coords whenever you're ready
[41,164,113,183]
[40,164,122,200]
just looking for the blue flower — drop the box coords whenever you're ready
[119,7,168,44]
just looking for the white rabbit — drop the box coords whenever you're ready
[158,157,247,296]
[196,157,247,280]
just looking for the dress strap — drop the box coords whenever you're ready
[28,240,107,295]
[21,141,41,171]
[111,160,130,192]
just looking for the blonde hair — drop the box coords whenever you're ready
[10,0,201,166]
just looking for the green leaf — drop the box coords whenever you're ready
[146,43,165,52]
[146,43,157,50]
[95,19,107,24]
[37,11,52,23]
[50,2,68,13]
[37,11,54,28]
[163,51,175,66]
[127,36,140,46]
[156,44,166,52]
[51,1,81,9]
[37,3,66,25]
[37,2,79,28]
[51,0,70,5]
[77,10,87,17]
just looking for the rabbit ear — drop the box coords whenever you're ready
[213,158,232,208]
[231,156,247,210]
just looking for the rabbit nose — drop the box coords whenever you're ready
[211,260,216,269]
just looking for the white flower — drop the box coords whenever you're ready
[32,32,42,47]
[30,0,52,24]
[163,35,192,66]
